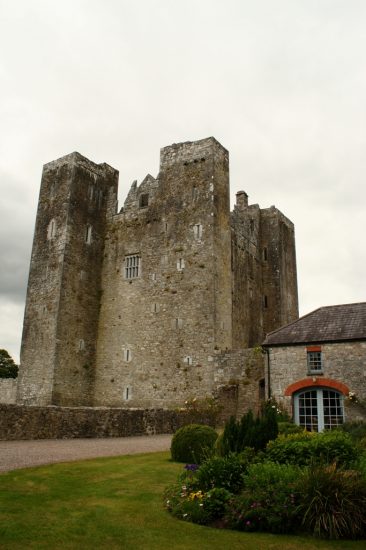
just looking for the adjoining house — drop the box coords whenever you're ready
[263,302,366,431]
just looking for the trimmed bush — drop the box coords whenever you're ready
[170,424,218,464]
[266,430,359,467]
[296,463,366,539]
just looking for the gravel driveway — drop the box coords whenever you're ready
[0,434,172,473]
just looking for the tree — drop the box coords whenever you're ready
[0,349,18,378]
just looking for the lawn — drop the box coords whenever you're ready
[0,452,364,550]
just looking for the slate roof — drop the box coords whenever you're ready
[263,302,366,346]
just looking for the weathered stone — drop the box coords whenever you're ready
[16,137,298,414]
[0,379,17,404]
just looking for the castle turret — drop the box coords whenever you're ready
[17,153,118,405]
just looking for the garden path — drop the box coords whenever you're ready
[0,434,172,473]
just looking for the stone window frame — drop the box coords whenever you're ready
[85,224,92,245]
[47,218,57,240]
[125,254,141,279]
[88,184,94,201]
[193,223,203,240]
[123,348,132,362]
[177,258,185,271]
[139,194,149,208]
[124,385,132,401]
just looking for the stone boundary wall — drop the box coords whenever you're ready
[0,379,17,404]
[0,404,217,441]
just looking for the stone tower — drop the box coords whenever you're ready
[17,137,298,411]
[93,138,233,407]
[17,153,118,405]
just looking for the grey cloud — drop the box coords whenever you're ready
[1,0,366,354]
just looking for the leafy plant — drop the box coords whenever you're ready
[266,430,359,468]
[339,421,366,443]
[278,421,303,435]
[296,463,366,539]
[170,424,218,464]
[225,462,301,534]
[195,454,249,494]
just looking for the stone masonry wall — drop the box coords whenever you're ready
[0,379,17,404]
[0,404,216,440]
[214,348,265,417]
[94,138,233,408]
[268,341,366,421]
[18,137,298,412]
[231,201,298,349]
[17,153,118,406]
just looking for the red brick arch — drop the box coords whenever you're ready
[284,378,350,397]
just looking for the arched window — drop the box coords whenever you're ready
[294,388,344,432]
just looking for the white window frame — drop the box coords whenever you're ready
[307,351,323,373]
[294,388,345,432]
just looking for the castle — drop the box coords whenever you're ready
[17,137,298,411]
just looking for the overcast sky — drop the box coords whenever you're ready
[1,0,365,362]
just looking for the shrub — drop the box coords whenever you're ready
[201,487,232,520]
[296,463,366,539]
[195,454,249,494]
[340,421,366,444]
[243,460,302,491]
[219,407,278,456]
[266,430,359,467]
[225,462,301,534]
[170,424,218,464]
[356,454,366,481]
[312,431,359,467]
[278,421,303,435]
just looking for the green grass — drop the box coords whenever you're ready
[0,452,365,550]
